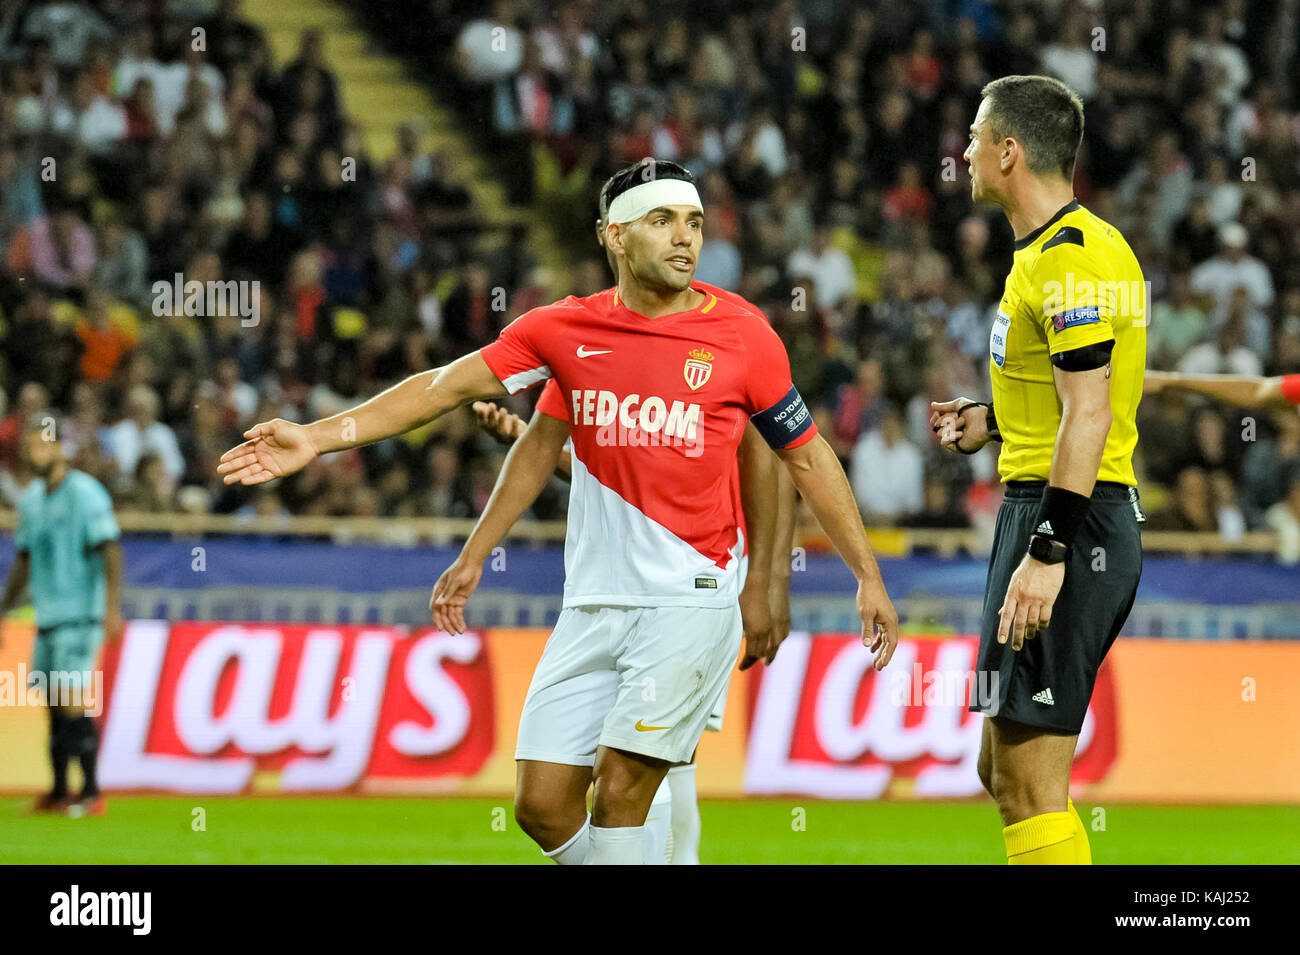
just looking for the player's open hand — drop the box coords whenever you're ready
[472,401,526,445]
[930,397,990,454]
[998,553,1066,650]
[430,555,484,635]
[857,574,899,670]
[738,577,775,670]
[218,419,318,485]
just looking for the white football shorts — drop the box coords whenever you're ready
[705,678,727,733]
[515,602,742,765]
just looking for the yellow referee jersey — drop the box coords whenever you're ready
[989,199,1146,485]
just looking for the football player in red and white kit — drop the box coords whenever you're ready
[219,159,898,864]
[437,178,798,864]
[457,382,786,864]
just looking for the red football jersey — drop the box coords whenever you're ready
[533,282,777,430]
[481,283,814,608]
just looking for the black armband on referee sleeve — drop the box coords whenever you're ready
[1032,485,1091,551]
[1051,339,1114,371]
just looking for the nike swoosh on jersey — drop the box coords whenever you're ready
[576,345,613,357]
[634,719,670,732]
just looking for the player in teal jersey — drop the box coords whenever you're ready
[0,415,123,815]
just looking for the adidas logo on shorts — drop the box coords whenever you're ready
[1036,520,1054,535]
[1032,688,1055,705]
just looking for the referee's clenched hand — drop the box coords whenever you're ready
[929,397,992,454]
[997,553,1066,650]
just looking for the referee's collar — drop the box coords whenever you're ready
[1014,198,1080,251]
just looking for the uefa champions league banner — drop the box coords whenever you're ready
[0,621,1297,800]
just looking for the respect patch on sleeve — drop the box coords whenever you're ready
[1051,305,1102,332]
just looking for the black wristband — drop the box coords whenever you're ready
[986,403,1002,442]
[1032,486,1091,550]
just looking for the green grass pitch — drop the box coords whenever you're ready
[3,797,1297,864]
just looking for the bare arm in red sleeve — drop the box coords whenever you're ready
[221,303,559,486]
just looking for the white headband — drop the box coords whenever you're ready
[606,178,703,224]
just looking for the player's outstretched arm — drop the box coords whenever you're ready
[776,433,899,669]
[738,422,777,670]
[431,411,570,633]
[472,400,573,481]
[218,354,507,485]
[1144,371,1294,411]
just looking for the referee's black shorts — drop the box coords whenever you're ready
[971,480,1143,734]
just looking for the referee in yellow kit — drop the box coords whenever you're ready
[931,75,1146,865]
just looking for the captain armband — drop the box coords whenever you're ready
[751,384,815,449]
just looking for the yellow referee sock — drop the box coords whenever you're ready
[1003,807,1078,865]
[1068,798,1092,864]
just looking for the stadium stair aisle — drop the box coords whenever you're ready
[240,0,567,292]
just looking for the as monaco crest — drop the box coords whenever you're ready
[684,348,713,391]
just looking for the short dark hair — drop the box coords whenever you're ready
[597,159,696,225]
[980,75,1085,181]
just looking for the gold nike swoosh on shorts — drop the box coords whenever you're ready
[634,720,670,732]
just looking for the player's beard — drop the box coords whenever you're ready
[627,256,693,296]
[658,261,694,292]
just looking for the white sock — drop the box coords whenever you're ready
[585,825,645,865]
[667,764,701,865]
[541,813,591,865]
[642,779,673,865]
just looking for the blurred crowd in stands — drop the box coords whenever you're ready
[1,0,1299,557]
